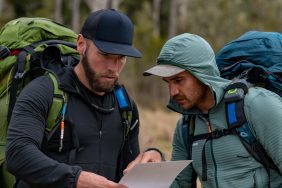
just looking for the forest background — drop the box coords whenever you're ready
[1,0,282,180]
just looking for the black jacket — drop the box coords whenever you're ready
[6,68,140,188]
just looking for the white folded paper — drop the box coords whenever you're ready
[119,160,192,188]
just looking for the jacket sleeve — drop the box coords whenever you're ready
[245,88,282,174]
[170,118,194,188]
[6,76,82,188]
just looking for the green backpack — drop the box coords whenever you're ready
[0,17,136,188]
[0,17,79,188]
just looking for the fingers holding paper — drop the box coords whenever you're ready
[123,149,163,174]
[77,171,128,188]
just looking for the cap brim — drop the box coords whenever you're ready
[143,64,185,77]
[93,40,142,58]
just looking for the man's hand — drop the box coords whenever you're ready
[77,171,127,188]
[123,149,163,174]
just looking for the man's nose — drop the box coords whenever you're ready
[108,58,119,71]
[169,84,179,97]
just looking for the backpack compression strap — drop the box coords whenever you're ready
[7,46,34,122]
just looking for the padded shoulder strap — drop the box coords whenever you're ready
[45,72,67,132]
[225,80,282,177]
[224,79,249,128]
[114,85,136,138]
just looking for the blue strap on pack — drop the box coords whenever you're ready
[114,85,130,110]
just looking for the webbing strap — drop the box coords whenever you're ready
[181,115,197,187]
[7,50,28,122]
[181,115,189,152]
[194,128,237,181]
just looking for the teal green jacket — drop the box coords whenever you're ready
[157,34,282,188]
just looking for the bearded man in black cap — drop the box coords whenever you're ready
[6,9,163,188]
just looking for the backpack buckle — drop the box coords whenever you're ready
[211,129,229,139]
[14,71,26,79]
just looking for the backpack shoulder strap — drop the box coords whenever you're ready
[45,72,68,152]
[114,84,137,139]
[225,80,282,177]
[181,115,196,157]
[181,115,189,151]
[181,114,197,188]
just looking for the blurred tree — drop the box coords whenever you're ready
[71,0,80,32]
[168,0,179,38]
[10,0,43,17]
[178,0,189,33]
[83,0,107,11]
[3,0,282,107]
[152,0,161,37]
[55,0,63,23]
[108,0,120,9]
[0,0,3,16]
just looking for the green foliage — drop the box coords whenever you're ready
[3,0,282,107]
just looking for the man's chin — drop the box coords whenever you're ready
[179,103,191,110]
[94,83,115,93]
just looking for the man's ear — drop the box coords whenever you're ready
[77,34,87,55]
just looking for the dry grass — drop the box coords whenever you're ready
[138,107,181,160]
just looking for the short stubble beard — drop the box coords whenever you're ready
[81,47,118,93]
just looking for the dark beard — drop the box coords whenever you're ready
[81,51,118,93]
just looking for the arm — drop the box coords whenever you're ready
[6,76,81,187]
[170,118,194,188]
[6,76,126,188]
[245,89,282,173]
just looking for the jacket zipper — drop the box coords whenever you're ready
[97,116,103,174]
[206,115,219,188]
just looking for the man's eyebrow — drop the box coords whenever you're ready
[162,75,183,82]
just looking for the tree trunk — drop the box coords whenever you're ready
[84,0,108,11]
[72,0,80,32]
[152,0,161,37]
[108,0,120,9]
[168,0,179,38]
[54,0,63,23]
[178,0,188,33]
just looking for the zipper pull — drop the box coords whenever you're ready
[207,121,212,133]
[99,130,103,138]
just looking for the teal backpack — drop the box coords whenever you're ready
[182,31,282,187]
[0,17,135,188]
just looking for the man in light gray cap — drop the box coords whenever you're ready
[143,33,282,187]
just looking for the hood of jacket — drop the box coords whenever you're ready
[157,33,231,114]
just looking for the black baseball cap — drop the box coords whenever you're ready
[81,9,142,58]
